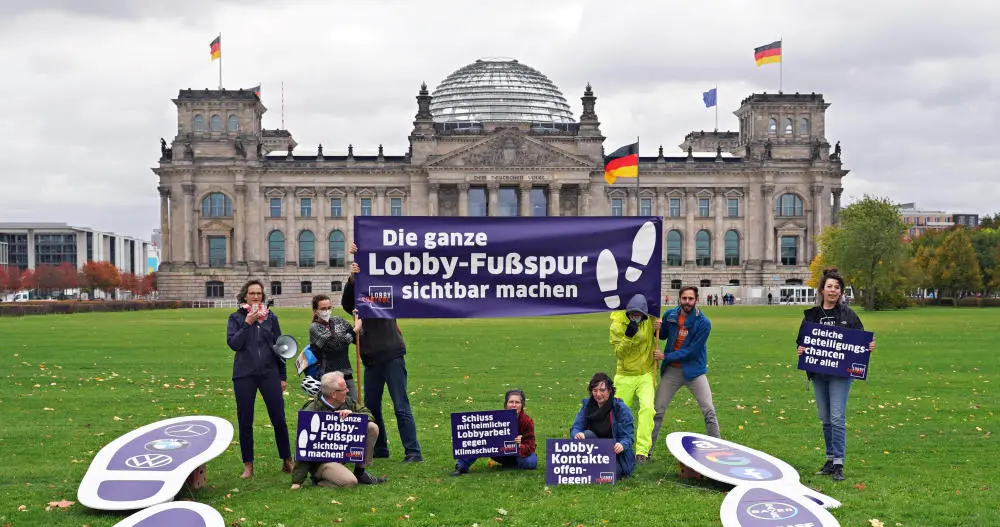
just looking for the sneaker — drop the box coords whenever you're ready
[831,464,844,481]
[815,460,835,476]
[636,455,648,465]
[356,471,387,485]
[450,469,465,477]
[402,455,423,463]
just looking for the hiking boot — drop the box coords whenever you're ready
[356,471,387,485]
[831,464,845,481]
[636,455,648,465]
[815,460,835,476]
[402,455,424,463]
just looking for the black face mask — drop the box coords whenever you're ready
[624,320,639,338]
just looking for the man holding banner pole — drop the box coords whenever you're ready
[608,293,660,464]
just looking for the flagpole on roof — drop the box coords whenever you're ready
[635,136,640,216]
[218,33,223,90]
[714,83,719,132]
[779,36,783,94]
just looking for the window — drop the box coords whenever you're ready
[670,279,682,290]
[640,198,652,217]
[775,194,803,217]
[193,114,205,132]
[227,115,239,132]
[700,279,712,287]
[729,279,741,286]
[390,197,403,216]
[530,188,547,217]
[300,198,312,217]
[330,198,342,217]
[695,230,711,267]
[799,117,809,135]
[210,114,222,132]
[669,197,681,218]
[360,198,372,216]
[498,188,518,217]
[205,280,224,298]
[32,233,78,267]
[329,230,346,267]
[86,231,93,262]
[208,236,226,267]
[469,187,487,216]
[727,198,739,217]
[698,198,710,217]
[268,230,285,267]
[666,230,682,266]
[270,198,282,218]
[768,118,777,134]
[781,236,798,265]
[610,198,623,217]
[300,281,312,294]
[201,193,232,217]
[299,231,315,268]
[331,281,343,292]
[784,118,793,135]
[724,230,740,266]
[270,281,282,296]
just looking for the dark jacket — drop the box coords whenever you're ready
[797,302,864,379]
[309,318,355,378]
[342,276,406,367]
[226,308,286,381]
[659,306,712,381]
[291,393,376,485]
[570,397,635,478]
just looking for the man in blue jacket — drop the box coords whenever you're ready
[648,286,721,458]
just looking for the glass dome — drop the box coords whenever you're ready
[430,58,575,124]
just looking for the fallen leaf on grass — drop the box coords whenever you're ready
[331,499,342,505]
[854,483,866,491]
[497,508,507,515]
[405,496,417,502]
[45,499,74,511]
[869,520,885,527]
[44,407,55,411]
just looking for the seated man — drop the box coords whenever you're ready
[290,371,386,488]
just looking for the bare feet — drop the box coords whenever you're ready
[240,462,253,479]
[282,458,295,473]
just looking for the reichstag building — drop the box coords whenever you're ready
[153,58,848,304]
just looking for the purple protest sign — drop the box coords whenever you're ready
[545,439,616,485]
[295,411,369,464]
[354,216,662,319]
[720,485,840,527]
[451,410,518,459]
[113,501,225,527]
[797,322,874,380]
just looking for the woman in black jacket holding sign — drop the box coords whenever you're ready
[796,268,875,482]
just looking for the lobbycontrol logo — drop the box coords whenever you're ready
[848,363,867,378]
[363,286,394,309]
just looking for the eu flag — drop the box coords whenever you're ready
[703,88,717,108]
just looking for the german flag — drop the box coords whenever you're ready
[754,40,781,67]
[210,36,221,61]
[603,143,639,185]
[251,85,261,98]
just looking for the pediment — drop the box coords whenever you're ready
[426,129,594,169]
[696,189,715,198]
[356,187,375,198]
[263,187,285,198]
[199,218,232,232]
[295,187,316,198]
[725,188,744,198]
[776,220,806,231]
[666,189,685,198]
[607,188,628,198]
[386,187,407,198]
[325,187,346,198]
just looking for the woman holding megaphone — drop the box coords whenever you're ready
[226,279,294,479]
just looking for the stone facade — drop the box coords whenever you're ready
[152,80,848,304]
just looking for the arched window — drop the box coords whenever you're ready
[227,115,239,132]
[784,118,793,135]
[724,230,740,266]
[193,114,205,132]
[299,231,315,268]
[268,231,285,268]
[200,192,232,217]
[666,230,682,266]
[695,230,711,267]
[328,230,346,267]
[210,114,223,132]
[775,193,804,217]
[767,118,777,134]
[799,117,809,135]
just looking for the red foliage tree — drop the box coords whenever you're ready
[141,272,157,295]
[57,262,79,289]
[20,268,35,291]
[0,266,15,295]
[81,261,122,297]
[119,273,140,295]
[33,265,61,295]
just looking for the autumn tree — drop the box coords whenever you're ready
[142,272,157,295]
[970,228,1000,293]
[0,266,15,295]
[807,253,825,289]
[933,228,982,305]
[81,261,122,297]
[33,265,62,296]
[56,262,79,290]
[19,268,35,292]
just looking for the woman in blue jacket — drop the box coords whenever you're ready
[226,280,293,479]
[570,372,635,479]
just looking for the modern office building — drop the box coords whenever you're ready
[0,222,151,275]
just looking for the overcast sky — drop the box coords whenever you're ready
[1,0,996,240]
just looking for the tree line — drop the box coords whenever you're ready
[0,261,157,299]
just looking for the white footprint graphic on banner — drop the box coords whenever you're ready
[596,221,657,309]
[297,414,322,457]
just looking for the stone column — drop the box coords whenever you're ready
[344,187,356,247]
[182,183,195,263]
[656,188,667,220]
[428,183,440,216]
[234,182,246,264]
[713,191,725,265]
[763,184,775,263]
[548,183,561,216]
[578,183,591,216]
[745,183,759,263]
[375,186,387,216]
[458,183,470,216]
[227,232,233,265]
[832,187,843,225]
[811,184,825,262]
[487,182,499,217]
[200,233,208,266]
[519,182,532,216]
[285,187,297,266]
[684,188,696,265]
[158,186,171,263]
[249,180,263,266]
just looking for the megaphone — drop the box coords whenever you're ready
[272,335,299,360]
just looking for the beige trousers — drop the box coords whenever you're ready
[315,422,379,487]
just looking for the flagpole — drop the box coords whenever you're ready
[714,83,719,132]
[218,33,222,90]
[779,36,783,94]
[635,136,641,215]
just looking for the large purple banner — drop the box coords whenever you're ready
[451,410,518,459]
[797,322,873,380]
[354,216,662,319]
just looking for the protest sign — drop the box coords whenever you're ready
[295,411,368,464]
[545,439,616,485]
[354,216,662,318]
[797,322,873,380]
[451,409,518,459]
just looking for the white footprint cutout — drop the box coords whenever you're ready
[309,413,320,441]
[596,249,620,309]
[297,429,309,457]
[625,221,657,282]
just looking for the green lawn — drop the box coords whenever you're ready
[0,306,997,526]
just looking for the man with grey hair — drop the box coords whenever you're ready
[290,371,386,488]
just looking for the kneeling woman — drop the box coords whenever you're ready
[570,372,635,479]
[452,390,537,475]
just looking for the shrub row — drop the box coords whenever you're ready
[0,300,192,317]
[912,297,1000,307]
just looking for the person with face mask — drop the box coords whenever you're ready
[608,294,661,464]
[309,294,362,404]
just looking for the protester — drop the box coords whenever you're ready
[290,372,386,488]
[649,286,721,457]
[226,279,293,479]
[608,294,660,464]
[342,242,423,462]
[309,294,362,404]
[570,372,635,479]
[796,268,875,482]
[452,389,537,476]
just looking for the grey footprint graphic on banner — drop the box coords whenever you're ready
[596,221,657,309]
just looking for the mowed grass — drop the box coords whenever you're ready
[0,306,997,526]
